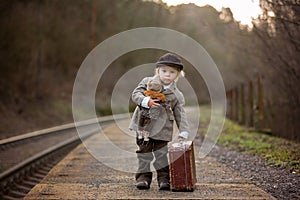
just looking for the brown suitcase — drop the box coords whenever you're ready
[168,141,196,191]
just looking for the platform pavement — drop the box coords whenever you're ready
[25,118,275,199]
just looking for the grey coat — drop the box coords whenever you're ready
[129,76,190,141]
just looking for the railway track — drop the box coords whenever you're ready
[0,114,128,199]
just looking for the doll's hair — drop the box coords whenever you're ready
[155,66,185,82]
[147,79,163,92]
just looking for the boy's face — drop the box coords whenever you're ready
[158,66,179,85]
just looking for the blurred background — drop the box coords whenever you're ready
[0,0,299,141]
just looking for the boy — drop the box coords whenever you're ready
[129,53,190,190]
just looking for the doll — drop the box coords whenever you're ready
[137,79,167,141]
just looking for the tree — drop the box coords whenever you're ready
[251,0,300,140]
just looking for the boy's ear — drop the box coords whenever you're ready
[155,68,161,77]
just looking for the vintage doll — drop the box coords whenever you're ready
[137,79,169,141]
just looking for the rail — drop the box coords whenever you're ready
[0,113,129,199]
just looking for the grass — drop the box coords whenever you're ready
[199,106,300,173]
[52,101,72,114]
[218,119,300,173]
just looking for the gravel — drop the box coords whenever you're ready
[209,145,300,200]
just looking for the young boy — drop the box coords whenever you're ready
[129,53,190,190]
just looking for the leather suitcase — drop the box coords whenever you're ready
[168,141,196,191]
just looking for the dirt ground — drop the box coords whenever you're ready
[25,119,275,199]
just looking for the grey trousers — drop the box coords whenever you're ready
[135,138,170,185]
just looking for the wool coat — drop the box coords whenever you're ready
[129,76,190,142]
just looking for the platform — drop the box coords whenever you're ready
[25,118,275,199]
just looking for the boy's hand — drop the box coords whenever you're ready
[148,99,160,108]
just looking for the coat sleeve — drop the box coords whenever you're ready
[173,90,191,136]
[132,77,150,105]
